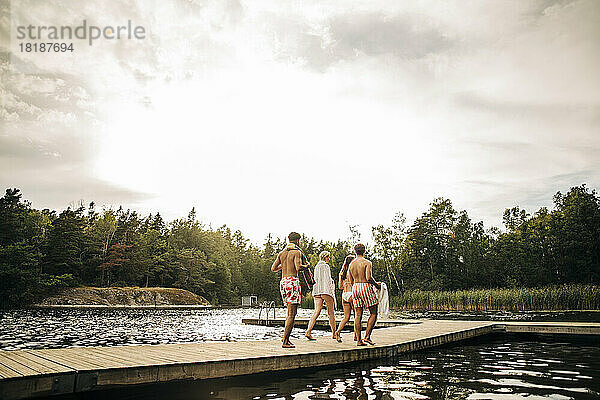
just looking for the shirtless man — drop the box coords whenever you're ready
[347,243,381,346]
[271,231,309,348]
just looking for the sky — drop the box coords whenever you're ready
[1,0,599,243]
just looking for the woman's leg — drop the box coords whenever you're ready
[305,296,323,339]
[351,303,357,341]
[335,301,352,338]
[322,294,337,338]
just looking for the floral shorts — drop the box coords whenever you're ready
[280,276,301,305]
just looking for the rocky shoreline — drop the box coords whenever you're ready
[36,287,210,307]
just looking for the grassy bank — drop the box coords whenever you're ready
[391,285,600,311]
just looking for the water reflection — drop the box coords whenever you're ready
[59,335,599,400]
[0,308,327,350]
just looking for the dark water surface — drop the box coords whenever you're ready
[49,334,600,400]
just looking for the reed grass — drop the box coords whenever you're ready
[391,285,600,311]
[300,293,314,309]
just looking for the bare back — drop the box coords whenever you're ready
[272,249,302,278]
[340,271,353,292]
[347,256,373,284]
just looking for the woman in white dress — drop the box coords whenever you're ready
[305,251,337,341]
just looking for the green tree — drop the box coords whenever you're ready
[44,207,86,279]
[372,212,405,294]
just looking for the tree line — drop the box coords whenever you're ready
[0,185,598,308]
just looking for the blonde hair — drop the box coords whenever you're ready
[319,251,330,261]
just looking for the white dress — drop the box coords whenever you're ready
[312,261,336,307]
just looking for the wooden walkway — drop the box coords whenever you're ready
[0,320,598,400]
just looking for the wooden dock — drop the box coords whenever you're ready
[0,320,598,400]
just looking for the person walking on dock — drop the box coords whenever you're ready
[305,251,337,341]
[271,232,309,348]
[347,243,381,346]
[333,254,355,341]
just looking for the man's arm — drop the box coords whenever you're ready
[271,253,282,272]
[294,251,309,272]
[365,262,381,289]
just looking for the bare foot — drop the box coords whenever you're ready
[335,334,342,343]
[282,341,295,348]
[363,338,375,345]
[305,333,316,341]
[357,340,367,346]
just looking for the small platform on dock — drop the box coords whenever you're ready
[1,320,598,400]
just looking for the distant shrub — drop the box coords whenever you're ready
[301,293,314,309]
[391,285,600,311]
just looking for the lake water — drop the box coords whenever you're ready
[0,308,327,351]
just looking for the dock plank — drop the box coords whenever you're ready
[0,355,39,377]
[31,349,109,370]
[0,362,22,379]
[76,349,155,368]
[0,351,73,375]
[90,347,190,366]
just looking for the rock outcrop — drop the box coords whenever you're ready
[38,287,210,306]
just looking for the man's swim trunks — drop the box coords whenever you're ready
[352,282,378,308]
[280,276,301,305]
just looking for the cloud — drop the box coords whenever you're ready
[456,93,600,119]
[329,13,450,59]
[462,167,599,225]
[0,42,150,210]
[265,10,452,71]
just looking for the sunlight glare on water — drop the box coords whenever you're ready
[0,307,326,350]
